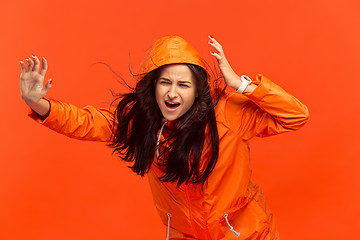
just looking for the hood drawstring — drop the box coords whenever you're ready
[156,119,168,159]
[224,214,240,237]
[166,213,171,240]
[157,120,171,240]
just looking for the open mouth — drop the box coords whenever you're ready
[165,101,180,109]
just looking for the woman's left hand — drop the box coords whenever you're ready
[208,35,242,90]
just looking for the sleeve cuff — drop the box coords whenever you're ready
[244,74,273,102]
[28,98,58,125]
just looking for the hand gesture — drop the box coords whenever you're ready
[208,36,241,90]
[20,55,51,104]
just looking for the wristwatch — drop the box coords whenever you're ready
[236,75,252,94]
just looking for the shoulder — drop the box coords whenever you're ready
[214,89,251,113]
[213,89,252,128]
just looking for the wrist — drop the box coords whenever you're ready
[230,76,242,90]
[236,75,252,94]
[26,98,50,117]
[22,94,41,105]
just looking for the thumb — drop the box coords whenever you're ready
[42,79,52,95]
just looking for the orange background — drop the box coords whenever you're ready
[1,0,360,239]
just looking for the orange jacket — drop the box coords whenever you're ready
[28,36,309,239]
[147,75,309,239]
[29,74,309,239]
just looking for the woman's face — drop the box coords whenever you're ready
[155,64,197,121]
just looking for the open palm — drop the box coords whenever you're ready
[20,55,51,104]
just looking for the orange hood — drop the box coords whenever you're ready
[139,35,207,76]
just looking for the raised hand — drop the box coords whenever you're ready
[208,36,242,90]
[208,36,257,94]
[20,55,51,117]
[20,55,52,104]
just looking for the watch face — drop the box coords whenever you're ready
[241,75,252,83]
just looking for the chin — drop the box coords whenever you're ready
[162,114,179,121]
[160,106,183,121]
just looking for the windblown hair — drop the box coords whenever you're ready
[108,64,224,187]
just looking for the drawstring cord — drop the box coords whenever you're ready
[156,119,168,158]
[166,213,171,240]
[166,213,239,239]
[157,119,238,239]
[223,214,240,237]
[157,119,170,239]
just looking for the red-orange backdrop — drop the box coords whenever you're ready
[1,0,359,239]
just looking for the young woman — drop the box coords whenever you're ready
[20,35,309,240]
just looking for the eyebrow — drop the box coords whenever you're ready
[179,81,192,85]
[159,77,192,85]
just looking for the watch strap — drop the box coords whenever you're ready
[236,75,252,94]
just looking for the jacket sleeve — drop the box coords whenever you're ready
[28,98,116,142]
[223,74,309,140]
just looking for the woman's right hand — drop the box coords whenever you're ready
[20,55,52,117]
[20,55,52,104]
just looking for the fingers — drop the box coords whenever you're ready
[208,35,224,55]
[25,57,34,72]
[208,35,225,62]
[19,61,27,73]
[40,57,48,76]
[31,55,40,72]
[210,50,221,60]
[208,35,222,49]
[21,55,48,75]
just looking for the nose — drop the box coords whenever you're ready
[168,85,178,99]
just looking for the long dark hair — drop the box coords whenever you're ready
[108,63,224,187]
